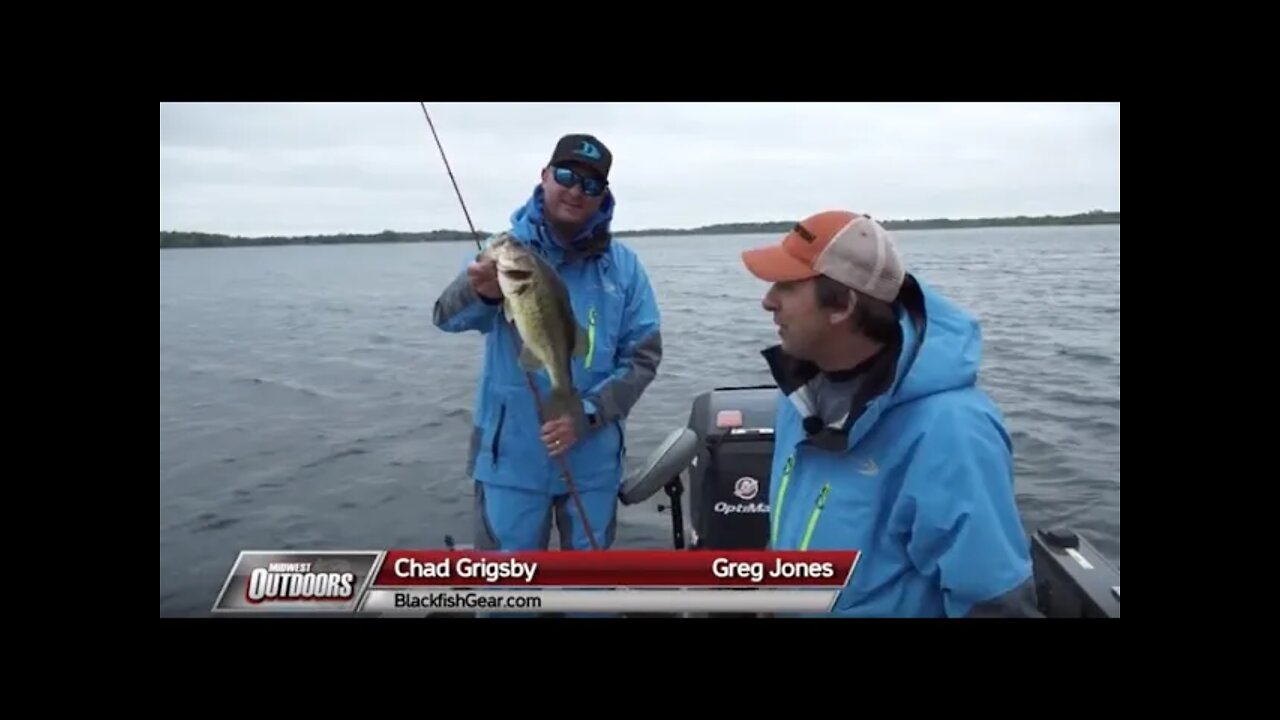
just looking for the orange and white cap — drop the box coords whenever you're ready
[741,210,905,303]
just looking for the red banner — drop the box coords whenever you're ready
[370,550,860,587]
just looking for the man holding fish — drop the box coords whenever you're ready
[433,133,663,553]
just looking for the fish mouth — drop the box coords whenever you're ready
[501,269,533,281]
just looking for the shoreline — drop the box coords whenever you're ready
[160,211,1119,249]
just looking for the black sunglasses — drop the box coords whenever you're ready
[551,165,607,197]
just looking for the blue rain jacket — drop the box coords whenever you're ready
[432,186,662,496]
[764,276,1037,617]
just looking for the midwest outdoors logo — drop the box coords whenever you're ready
[575,141,601,160]
[211,551,382,613]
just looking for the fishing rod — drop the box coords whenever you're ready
[419,102,601,551]
[420,103,482,253]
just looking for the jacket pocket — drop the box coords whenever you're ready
[490,403,507,465]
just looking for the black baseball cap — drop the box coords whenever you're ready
[548,133,612,180]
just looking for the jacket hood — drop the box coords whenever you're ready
[509,185,615,263]
[888,274,983,407]
[763,274,985,451]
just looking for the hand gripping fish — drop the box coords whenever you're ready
[478,233,591,429]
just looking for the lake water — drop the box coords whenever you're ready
[159,225,1120,617]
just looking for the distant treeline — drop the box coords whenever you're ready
[159,229,480,249]
[160,210,1119,249]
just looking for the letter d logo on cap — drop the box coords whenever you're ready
[575,141,601,160]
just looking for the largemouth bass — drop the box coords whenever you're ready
[479,233,590,426]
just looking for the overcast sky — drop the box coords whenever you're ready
[159,102,1120,237]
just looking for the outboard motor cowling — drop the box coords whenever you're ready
[685,385,779,550]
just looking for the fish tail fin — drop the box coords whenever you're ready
[545,385,585,428]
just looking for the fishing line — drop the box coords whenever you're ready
[419,102,601,551]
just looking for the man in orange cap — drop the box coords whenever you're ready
[741,210,1040,618]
